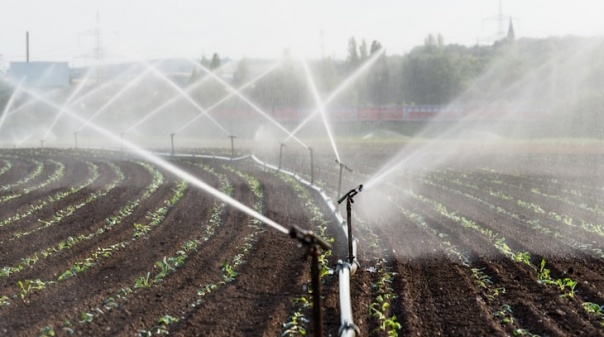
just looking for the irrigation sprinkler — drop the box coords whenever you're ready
[336,159,353,201]
[309,146,314,185]
[40,139,45,149]
[120,132,125,151]
[289,225,331,337]
[278,142,287,170]
[170,132,175,156]
[338,184,363,264]
[74,132,78,149]
[228,135,236,160]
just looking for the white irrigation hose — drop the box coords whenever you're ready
[337,261,360,337]
[156,151,360,336]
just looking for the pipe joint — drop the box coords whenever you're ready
[339,320,360,337]
[336,260,352,273]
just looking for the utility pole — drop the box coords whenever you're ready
[26,31,30,62]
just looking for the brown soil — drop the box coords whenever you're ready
[0,148,603,337]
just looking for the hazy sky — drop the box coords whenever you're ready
[1,0,603,66]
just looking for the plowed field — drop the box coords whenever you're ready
[1,148,604,337]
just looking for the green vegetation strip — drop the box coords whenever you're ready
[412,188,604,326]
[423,174,604,259]
[137,164,260,336]
[278,173,337,337]
[0,161,97,229]
[0,158,43,194]
[0,162,158,287]
[441,169,604,237]
[12,165,184,334]
[42,162,222,335]
[0,159,12,178]
[7,161,125,240]
[391,200,532,335]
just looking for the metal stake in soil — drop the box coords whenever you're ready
[279,142,286,170]
[74,132,78,149]
[309,146,314,185]
[229,135,236,160]
[289,225,331,337]
[40,139,44,149]
[170,132,175,156]
[338,184,363,264]
[336,159,353,201]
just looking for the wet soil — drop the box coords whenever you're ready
[0,148,604,336]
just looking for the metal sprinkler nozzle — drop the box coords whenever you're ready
[338,184,363,204]
[289,225,332,251]
[335,159,353,172]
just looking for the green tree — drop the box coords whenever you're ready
[232,58,250,88]
[210,53,221,71]
[359,39,368,61]
[347,37,360,70]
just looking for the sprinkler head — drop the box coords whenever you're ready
[289,225,331,251]
[335,159,353,172]
[337,184,363,204]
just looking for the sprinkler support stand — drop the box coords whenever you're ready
[170,133,175,156]
[336,159,353,201]
[338,184,363,264]
[229,135,236,160]
[309,146,314,185]
[289,225,331,337]
[74,132,78,149]
[120,133,125,152]
[40,140,44,149]
[278,142,286,170]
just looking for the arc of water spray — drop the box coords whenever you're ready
[284,49,385,143]
[123,59,232,137]
[363,150,425,191]
[17,86,290,235]
[77,66,156,133]
[0,84,56,120]
[124,61,237,135]
[0,78,25,134]
[298,55,341,162]
[190,60,309,149]
[175,61,281,134]
[42,64,100,141]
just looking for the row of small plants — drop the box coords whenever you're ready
[389,196,536,336]
[412,185,604,326]
[0,158,43,195]
[0,159,12,178]
[0,161,123,280]
[39,162,227,335]
[1,160,65,204]
[9,161,126,240]
[440,169,604,238]
[423,173,604,259]
[0,161,162,305]
[138,163,265,336]
[306,163,403,336]
[38,173,189,336]
[0,163,163,307]
[0,161,98,229]
[279,172,336,337]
